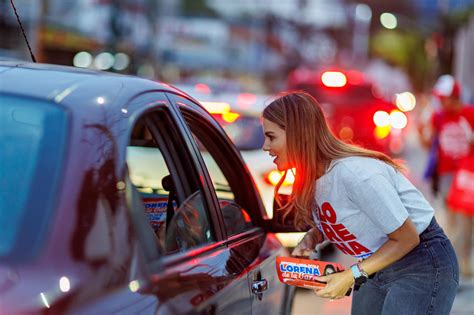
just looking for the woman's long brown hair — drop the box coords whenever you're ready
[263,91,403,230]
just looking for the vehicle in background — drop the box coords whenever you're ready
[0,62,295,314]
[288,68,407,156]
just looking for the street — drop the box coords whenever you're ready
[291,125,474,315]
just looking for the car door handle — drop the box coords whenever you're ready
[252,279,268,294]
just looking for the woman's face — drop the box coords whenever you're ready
[262,118,289,171]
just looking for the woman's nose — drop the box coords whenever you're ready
[262,140,269,151]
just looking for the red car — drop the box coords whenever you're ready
[288,68,407,155]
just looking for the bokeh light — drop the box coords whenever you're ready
[113,53,130,71]
[396,92,416,112]
[374,125,391,139]
[389,110,408,129]
[94,52,115,70]
[355,4,372,22]
[373,110,390,127]
[73,51,92,68]
[59,276,70,292]
[380,13,397,29]
[137,63,155,78]
[129,280,140,292]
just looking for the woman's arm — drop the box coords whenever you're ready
[359,217,419,275]
[315,218,420,299]
[291,227,324,257]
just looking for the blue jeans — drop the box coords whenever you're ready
[351,217,459,315]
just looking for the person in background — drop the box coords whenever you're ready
[427,74,474,279]
[262,91,458,314]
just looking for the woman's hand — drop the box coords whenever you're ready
[314,270,354,300]
[291,227,324,257]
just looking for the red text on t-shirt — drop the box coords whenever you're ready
[318,202,371,257]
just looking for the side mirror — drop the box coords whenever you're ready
[266,194,307,233]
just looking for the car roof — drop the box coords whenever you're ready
[0,61,187,111]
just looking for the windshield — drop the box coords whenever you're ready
[0,94,68,262]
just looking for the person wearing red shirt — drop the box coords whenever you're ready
[430,74,473,279]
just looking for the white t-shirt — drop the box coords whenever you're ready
[312,156,434,259]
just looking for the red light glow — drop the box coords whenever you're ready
[195,83,211,94]
[347,70,364,85]
[237,93,257,109]
[265,169,295,186]
[321,71,347,88]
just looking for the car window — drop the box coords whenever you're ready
[126,112,214,255]
[0,94,68,262]
[192,136,235,201]
[171,96,256,237]
[190,133,254,237]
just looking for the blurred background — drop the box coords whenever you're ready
[1,0,473,100]
[1,0,473,314]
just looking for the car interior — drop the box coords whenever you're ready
[127,119,205,254]
[126,117,252,257]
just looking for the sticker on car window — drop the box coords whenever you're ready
[143,197,176,231]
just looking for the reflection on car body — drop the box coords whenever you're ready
[0,62,295,315]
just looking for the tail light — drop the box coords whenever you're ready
[264,169,295,186]
[321,71,347,88]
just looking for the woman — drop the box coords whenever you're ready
[262,91,459,314]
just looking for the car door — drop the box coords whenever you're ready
[167,93,291,315]
[124,91,253,314]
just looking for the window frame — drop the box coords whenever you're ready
[124,92,223,263]
[166,93,267,234]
